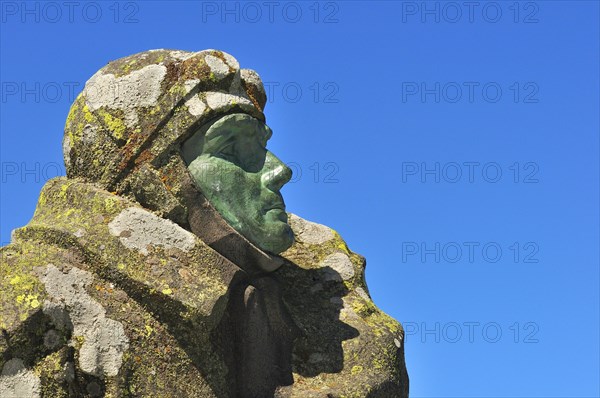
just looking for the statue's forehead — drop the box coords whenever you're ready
[205,114,271,141]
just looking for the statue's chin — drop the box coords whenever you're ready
[247,221,294,255]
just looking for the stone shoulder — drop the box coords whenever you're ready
[276,214,408,397]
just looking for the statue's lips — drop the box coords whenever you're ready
[263,196,286,213]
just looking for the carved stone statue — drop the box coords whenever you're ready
[0,49,408,397]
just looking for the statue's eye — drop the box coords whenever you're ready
[217,144,236,160]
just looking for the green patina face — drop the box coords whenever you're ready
[182,113,294,254]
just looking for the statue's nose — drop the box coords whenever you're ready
[262,151,292,191]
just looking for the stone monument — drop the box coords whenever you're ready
[0,49,409,397]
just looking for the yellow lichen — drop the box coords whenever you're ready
[98,109,126,140]
[103,197,121,214]
[58,181,75,198]
[66,102,79,126]
[9,270,43,312]
[385,321,399,333]
[38,189,47,207]
[82,104,94,123]
[149,105,161,115]
[372,357,386,370]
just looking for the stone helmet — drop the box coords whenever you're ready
[63,49,267,226]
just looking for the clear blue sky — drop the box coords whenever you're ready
[1,1,598,397]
